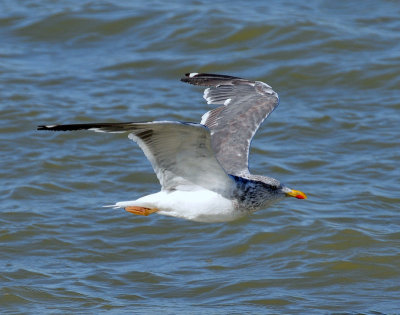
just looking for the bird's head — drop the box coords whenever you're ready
[257,176,307,201]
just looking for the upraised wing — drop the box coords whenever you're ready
[181,73,279,177]
[38,122,234,193]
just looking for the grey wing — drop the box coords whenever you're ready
[181,73,280,176]
[38,121,234,193]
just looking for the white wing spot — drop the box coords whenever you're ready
[200,111,210,124]
[224,98,232,105]
[189,73,199,78]
[203,88,213,103]
[203,88,210,98]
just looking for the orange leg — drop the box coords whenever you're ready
[125,206,158,216]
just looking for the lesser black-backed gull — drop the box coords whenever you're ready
[38,73,306,222]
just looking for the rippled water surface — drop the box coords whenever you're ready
[1,0,399,313]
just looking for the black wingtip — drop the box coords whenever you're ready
[181,72,245,86]
[37,124,93,131]
[37,122,138,132]
[38,124,75,131]
[182,72,241,79]
[37,125,54,130]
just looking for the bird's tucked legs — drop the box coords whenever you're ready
[125,206,158,216]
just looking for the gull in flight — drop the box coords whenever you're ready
[38,73,307,222]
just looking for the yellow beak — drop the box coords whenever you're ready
[286,189,307,199]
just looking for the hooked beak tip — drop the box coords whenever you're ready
[286,189,307,200]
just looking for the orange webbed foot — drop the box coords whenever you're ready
[125,206,158,216]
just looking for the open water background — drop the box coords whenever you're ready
[1,0,399,313]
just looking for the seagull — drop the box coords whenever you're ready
[38,73,306,222]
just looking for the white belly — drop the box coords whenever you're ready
[114,189,242,223]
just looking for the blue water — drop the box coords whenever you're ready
[1,0,399,313]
